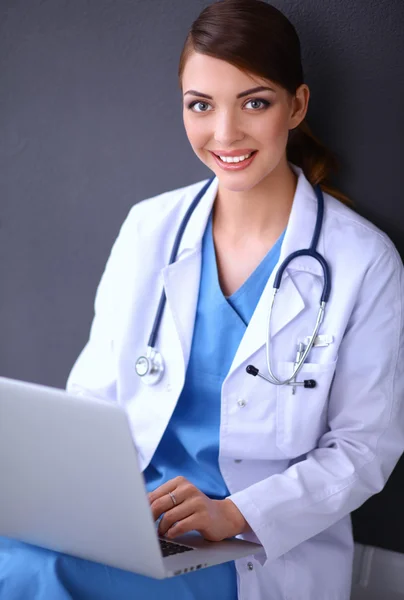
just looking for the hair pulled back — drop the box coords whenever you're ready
[178,0,349,205]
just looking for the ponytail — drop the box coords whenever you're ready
[287,121,352,206]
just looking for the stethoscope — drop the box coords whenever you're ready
[135,177,331,391]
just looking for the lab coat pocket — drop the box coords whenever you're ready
[276,360,338,457]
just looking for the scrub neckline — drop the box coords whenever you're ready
[205,213,286,303]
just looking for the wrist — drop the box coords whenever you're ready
[222,498,250,535]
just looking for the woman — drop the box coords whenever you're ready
[1,0,403,599]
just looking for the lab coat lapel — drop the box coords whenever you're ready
[229,267,306,371]
[162,249,202,374]
[229,167,325,372]
[161,177,219,373]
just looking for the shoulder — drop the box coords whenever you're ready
[94,179,209,309]
[122,178,210,236]
[105,178,210,265]
[322,191,402,270]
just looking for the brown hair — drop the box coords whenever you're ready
[178,0,351,205]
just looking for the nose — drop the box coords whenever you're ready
[213,110,244,147]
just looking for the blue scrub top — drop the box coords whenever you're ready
[0,213,284,600]
[144,214,285,499]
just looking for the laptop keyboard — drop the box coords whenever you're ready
[159,539,195,557]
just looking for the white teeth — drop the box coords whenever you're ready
[218,152,253,163]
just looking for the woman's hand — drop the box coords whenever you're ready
[148,476,250,541]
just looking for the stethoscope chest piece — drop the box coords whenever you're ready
[135,346,164,385]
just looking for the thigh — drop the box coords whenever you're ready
[0,538,237,600]
[0,537,74,600]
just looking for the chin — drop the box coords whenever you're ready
[217,178,258,193]
[214,169,272,194]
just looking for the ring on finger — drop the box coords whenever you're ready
[168,491,177,507]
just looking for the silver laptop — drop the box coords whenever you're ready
[0,376,262,578]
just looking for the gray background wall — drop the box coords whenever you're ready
[1,0,403,561]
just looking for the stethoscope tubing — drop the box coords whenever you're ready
[138,178,331,388]
[265,295,326,385]
[147,178,215,349]
[273,185,331,303]
[265,183,330,385]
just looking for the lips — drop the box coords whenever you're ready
[210,150,258,171]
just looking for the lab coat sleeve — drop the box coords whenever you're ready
[229,245,404,564]
[66,207,139,401]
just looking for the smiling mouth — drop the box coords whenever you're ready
[213,151,257,164]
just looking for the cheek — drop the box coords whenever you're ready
[256,109,290,147]
[183,113,209,151]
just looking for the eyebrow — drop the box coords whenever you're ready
[183,85,276,99]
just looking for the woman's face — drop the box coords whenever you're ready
[181,52,309,193]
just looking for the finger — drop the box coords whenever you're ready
[148,476,187,504]
[166,515,197,539]
[158,502,194,537]
[150,489,184,522]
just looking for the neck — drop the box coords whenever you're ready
[213,159,297,243]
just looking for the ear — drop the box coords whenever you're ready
[289,84,310,130]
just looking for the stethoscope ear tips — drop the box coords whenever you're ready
[246,365,259,376]
[246,364,317,390]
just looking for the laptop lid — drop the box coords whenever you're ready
[0,376,167,578]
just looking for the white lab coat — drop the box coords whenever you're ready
[67,165,404,600]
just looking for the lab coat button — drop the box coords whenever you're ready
[234,459,242,463]
[247,562,254,571]
[237,399,246,407]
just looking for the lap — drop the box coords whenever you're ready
[0,538,237,600]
